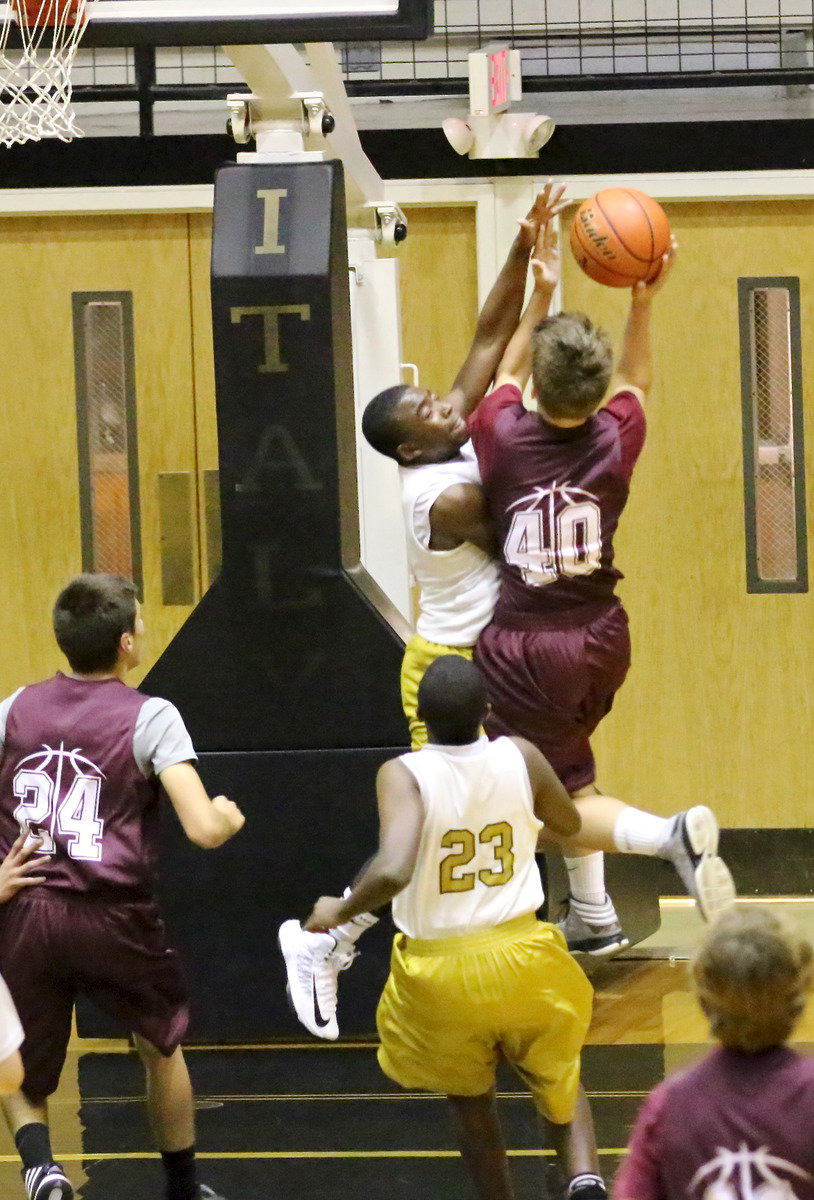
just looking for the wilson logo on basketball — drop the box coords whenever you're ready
[577,209,615,260]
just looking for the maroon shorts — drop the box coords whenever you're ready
[474,602,631,794]
[0,891,190,1104]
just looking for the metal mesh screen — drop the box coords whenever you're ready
[66,1,814,99]
[739,281,807,591]
[344,0,814,90]
[75,297,141,588]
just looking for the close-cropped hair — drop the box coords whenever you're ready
[361,385,411,461]
[417,655,488,745]
[53,574,138,674]
[693,905,813,1053]
[531,312,613,422]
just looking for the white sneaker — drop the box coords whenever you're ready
[278,919,356,1040]
[658,806,737,921]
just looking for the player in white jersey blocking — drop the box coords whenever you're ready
[301,656,605,1200]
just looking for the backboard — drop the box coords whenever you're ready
[1,0,434,47]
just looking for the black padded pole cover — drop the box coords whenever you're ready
[143,161,406,752]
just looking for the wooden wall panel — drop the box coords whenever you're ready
[0,214,199,694]
[396,205,479,396]
[188,211,220,592]
[562,199,814,828]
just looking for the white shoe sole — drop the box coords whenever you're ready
[583,934,631,958]
[684,806,720,858]
[278,920,339,1041]
[694,855,737,922]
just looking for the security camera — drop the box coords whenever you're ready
[296,92,335,140]
[375,203,409,246]
[442,117,475,156]
[523,114,556,154]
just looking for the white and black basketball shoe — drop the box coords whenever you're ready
[278,919,356,1040]
[23,1162,73,1200]
[658,806,737,921]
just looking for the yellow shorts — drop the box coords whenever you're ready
[376,913,593,1123]
[400,634,474,749]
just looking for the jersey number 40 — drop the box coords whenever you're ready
[505,500,601,587]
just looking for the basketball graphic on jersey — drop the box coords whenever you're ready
[691,1145,813,1200]
[12,743,106,862]
[504,483,602,588]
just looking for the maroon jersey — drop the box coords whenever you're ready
[468,384,646,622]
[0,674,161,899]
[614,1047,814,1200]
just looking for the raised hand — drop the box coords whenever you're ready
[517,180,568,251]
[530,219,561,292]
[632,235,679,304]
[0,831,49,904]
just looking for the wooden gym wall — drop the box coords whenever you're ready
[0,192,811,829]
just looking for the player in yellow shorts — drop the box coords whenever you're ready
[302,656,605,1200]
[399,636,473,748]
[361,185,568,750]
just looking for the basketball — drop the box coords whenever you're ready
[569,188,671,288]
[14,0,80,27]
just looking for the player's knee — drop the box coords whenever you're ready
[132,1032,165,1063]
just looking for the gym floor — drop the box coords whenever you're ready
[1,900,811,1200]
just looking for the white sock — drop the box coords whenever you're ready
[613,807,672,856]
[330,888,378,945]
[564,852,606,906]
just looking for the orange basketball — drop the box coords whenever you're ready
[14,0,79,27]
[569,188,671,288]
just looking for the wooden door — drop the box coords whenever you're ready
[0,213,201,693]
[562,199,814,828]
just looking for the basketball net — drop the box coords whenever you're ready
[0,0,94,147]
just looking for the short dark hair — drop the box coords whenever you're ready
[531,312,613,422]
[361,385,411,460]
[417,656,488,745]
[53,574,138,673]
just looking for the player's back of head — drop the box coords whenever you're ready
[53,573,138,674]
[693,905,813,1053]
[531,312,613,423]
[362,385,412,461]
[417,656,488,745]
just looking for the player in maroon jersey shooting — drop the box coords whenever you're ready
[0,573,244,1200]
[466,230,735,950]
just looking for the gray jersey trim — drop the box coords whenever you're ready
[0,689,25,760]
[133,696,197,778]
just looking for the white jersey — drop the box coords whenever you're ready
[392,736,544,940]
[399,441,499,647]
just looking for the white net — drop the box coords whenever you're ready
[0,0,93,146]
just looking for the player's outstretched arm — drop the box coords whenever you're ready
[611,236,677,403]
[494,218,560,393]
[0,831,49,904]
[160,762,245,849]
[446,182,567,419]
[303,759,424,931]
[511,738,581,838]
